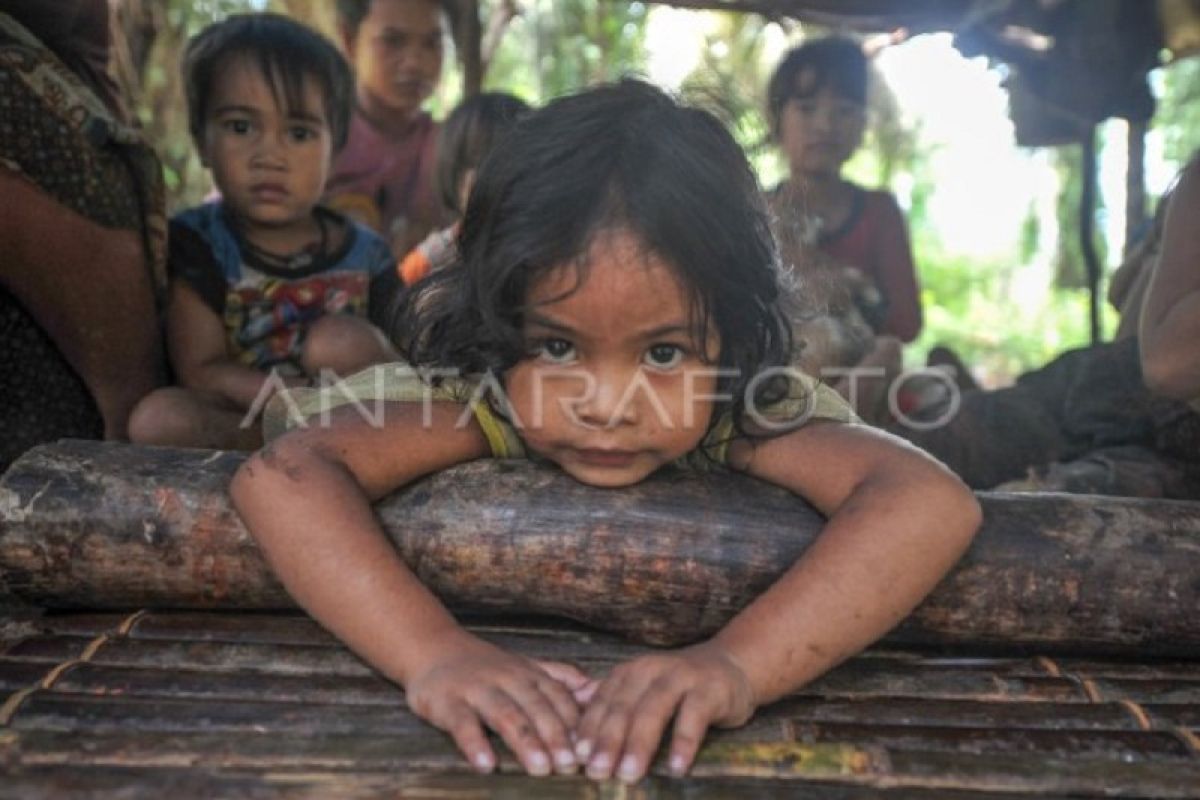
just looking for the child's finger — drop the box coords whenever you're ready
[438,699,497,774]
[573,678,600,705]
[535,659,591,692]
[666,692,717,777]
[474,686,555,776]
[583,678,656,781]
[611,683,686,783]
[505,677,580,774]
[573,674,621,763]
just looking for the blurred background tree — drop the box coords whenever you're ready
[109,0,1199,385]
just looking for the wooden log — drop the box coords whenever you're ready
[1,440,1199,655]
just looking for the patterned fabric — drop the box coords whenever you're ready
[170,202,394,374]
[264,362,858,470]
[0,12,166,293]
[0,287,102,472]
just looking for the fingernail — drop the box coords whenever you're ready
[669,753,687,776]
[618,754,640,782]
[587,752,611,780]
[527,750,551,776]
[575,739,592,760]
[473,751,494,772]
[555,749,577,770]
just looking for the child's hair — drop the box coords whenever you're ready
[401,79,792,436]
[766,37,867,138]
[182,13,354,152]
[436,92,532,216]
[336,0,452,39]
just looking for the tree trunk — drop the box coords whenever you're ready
[1,440,1198,655]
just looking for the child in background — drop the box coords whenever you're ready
[398,91,531,286]
[327,0,449,257]
[232,81,980,783]
[767,37,922,344]
[1140,153,1200,406]
[128,14,397,451]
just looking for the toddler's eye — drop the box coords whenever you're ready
[645,344,684,369]
[536,338,576,364]
[223,118,252,135]
[289,125,317,142]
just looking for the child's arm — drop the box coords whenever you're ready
[230,406,587,776]
[573,422,981,782]
[167,282,293,408]
[1139,158,1200,401]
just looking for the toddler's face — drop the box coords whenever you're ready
[200,58,333,234]
[344,0,443,121]
[504,229,721,488]
[777,69,866,178]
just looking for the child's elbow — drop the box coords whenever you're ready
[942,476,983,548]
[229,436,310,512]
[912,467,981,550]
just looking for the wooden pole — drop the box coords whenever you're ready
[1125,118,1149,259]
[2,440,1199,655]
[448,0,484,96]
[1079,128,1103,344]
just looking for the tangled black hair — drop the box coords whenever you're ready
[400,79,794,439]
[182,13,354,152]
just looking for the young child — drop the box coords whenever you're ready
[232,80,980,783]
[767,37,922,344]
[327,0,449,257]
[398,91,531,286]
[128,14,397,451]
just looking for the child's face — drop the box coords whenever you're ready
[343,0,443,121]
[505,229,721,488]
[777,69,866,179]
[199,58,333,233]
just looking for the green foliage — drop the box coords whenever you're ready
[908,242,1112,382]
[1157,57,1200,168]
[485,0,649,102]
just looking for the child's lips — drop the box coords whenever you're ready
[573,448,639,468]
[251,183,289,201]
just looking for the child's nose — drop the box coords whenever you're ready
[576,366,637,429]
[252,137,287,168]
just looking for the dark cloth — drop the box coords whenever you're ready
[892,337,1200,496]
[0,4,167,469]
[0,286,103,471]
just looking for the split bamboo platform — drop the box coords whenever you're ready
[1,609,1199,797]
[1,440,1199,796]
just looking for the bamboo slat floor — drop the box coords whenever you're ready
[1,610,1198,798]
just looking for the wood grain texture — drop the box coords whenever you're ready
[2,440,1199,654]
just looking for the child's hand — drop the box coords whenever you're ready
[404,630,589,776]
[573,641,756,783]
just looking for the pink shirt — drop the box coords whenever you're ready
[325,109,443,248]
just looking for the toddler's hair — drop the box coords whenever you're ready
[402,79,793,436]
[767,37,867,137]
[436,92,532,216]
[335,0,452,39]
[182,13,353,152]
